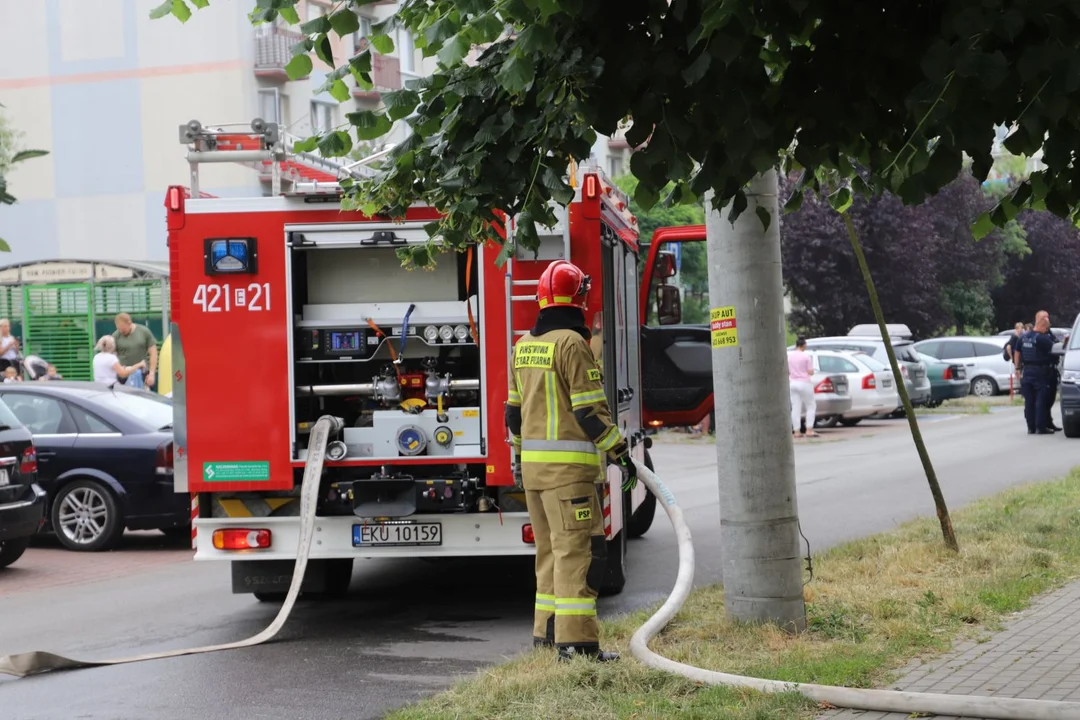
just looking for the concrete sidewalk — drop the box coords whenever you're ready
[828,578,1080,719]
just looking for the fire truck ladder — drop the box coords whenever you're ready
[179,119,393,197]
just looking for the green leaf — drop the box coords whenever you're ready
[972,212,995,240]
[149,0,174,19]
[756,205,771,232]
[437,33,471,67]
[285,53,312,80]
[329,9,360,37]
[828,187,852,213]
[424,17,458,48]
[11,149,48,163]
[189,0,208,8]
[346,111,393,140]
[278,5,300,24]
[783,189,803,213]
[371,33,395,55]
[0,238,11,252]
[496,54,535,94]
[300,15,332,35]
[539,165,574,205]
[317,130,353,158]
[329,78,351,103]
[349,50,372,74]
[470,13,506,44]
[293,136,319,153]
[634,182,660,211]
[682,51,711,84]
[315,35,334,66]
[171,0,191,23]
[382,89,421,121]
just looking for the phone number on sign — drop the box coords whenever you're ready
[192,283,271,313]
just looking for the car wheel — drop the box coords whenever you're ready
[1064,419,1080,439]
[600,521,627,597]
[0,537,30,568]
[839,417,862,427]
[925,398,941,409]
[970,376,998,397]
[51,480,124,552]
[254,592,287,603]
[816,415,840,429]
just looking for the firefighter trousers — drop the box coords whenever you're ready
[526,480,607,649]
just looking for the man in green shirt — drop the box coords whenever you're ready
[113,313,158,388]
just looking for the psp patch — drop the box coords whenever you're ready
[587,368,601,381]
[575,507,592,522]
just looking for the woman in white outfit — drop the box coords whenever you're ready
[93,335,145,384]
[0,318,20,374]
[788,337,819,438]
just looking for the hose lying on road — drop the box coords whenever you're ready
[630,458,1080,720]
[0,415,342,679]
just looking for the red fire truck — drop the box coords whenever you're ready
[167,119,708,600]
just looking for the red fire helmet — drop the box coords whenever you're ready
[537,260,591,309]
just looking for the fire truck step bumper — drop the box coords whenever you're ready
[194,512,536,561]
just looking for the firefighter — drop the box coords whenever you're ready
[504,259,636,662]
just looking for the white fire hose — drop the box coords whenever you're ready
[630,458,1080,720]
[2,426,1077,719]
[0,415,341,678]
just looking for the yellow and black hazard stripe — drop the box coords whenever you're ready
[210,493,300,518]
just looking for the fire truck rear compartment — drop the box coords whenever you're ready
[286,223,492,518]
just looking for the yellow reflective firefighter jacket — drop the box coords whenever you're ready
[506,328,626,491]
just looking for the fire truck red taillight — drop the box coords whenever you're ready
[20,446,37,475]
[213,529,272,550]
[522,524,535,544]
[167,187,181,211]
[585,175,598,199]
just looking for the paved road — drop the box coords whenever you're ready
[1,408,1076,720]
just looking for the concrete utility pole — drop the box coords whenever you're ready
[706,169,806,631]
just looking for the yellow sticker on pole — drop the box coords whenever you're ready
[710,306,738,348]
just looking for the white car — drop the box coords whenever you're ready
[913,336,1016,397]
[809,350,899,427]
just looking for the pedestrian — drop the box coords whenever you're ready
[113,313,158,388]
[93,335,146,384]
[788,337,818,438]
[1016,316,1056,434]
[0,319,20,374]
[2,367,19,383]
[1036,310,1062,432]
[504,259,633,663]
[43,363,62,381]
[1004,322,1024,362]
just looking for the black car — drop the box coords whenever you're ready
[0,396,46,567]
[0,382,186,552]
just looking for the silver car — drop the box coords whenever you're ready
[914,336,1017,397]
[799,336,932,409]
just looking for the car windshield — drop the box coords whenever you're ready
[853,352,887,371]
[91,391,173,431]
[0,396,24,431]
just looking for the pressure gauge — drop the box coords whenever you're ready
[326,441,348,461]
[453,324,469,342]
[439,325,454,342]
[396,425,428,456]
[423,325,439,343]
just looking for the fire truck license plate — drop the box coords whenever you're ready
[352,522,442,547]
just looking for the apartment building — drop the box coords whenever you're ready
[0,0,628,264]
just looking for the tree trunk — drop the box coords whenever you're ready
[706,171,807,631]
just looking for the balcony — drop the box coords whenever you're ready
[254,24,309,81]
[352,53,401,100]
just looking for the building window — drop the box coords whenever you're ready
[258,88,282,125]
[609,155,624,178]
[311,101,334,134]
[398,29,415,74]
[353,15,372,54]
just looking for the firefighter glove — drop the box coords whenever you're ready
[616,453,637,492]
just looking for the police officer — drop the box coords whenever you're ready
[504,259,635,662]
[1017,315,1057,434]
[1036,311,1062,432]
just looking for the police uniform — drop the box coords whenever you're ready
[1019,329,1056,434]
[504,260,634,663]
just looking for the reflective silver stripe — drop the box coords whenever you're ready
[522,439,598,454]
[555,602,594,610]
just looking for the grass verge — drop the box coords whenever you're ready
[389,468,1080,720]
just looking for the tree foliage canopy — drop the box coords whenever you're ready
[160,0,1080,266]
[0,105,49,251]
[782,173,1079,339]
